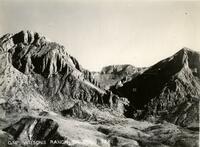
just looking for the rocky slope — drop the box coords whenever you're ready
[115,48,200,127]
[0,30,127,117]
[0,44,48,113]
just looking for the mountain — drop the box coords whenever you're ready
[0,30,127,117]
[93,64,145,89]
[115,48,200,127]
[0,31,199,147]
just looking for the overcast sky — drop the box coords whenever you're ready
[0,0,199,71]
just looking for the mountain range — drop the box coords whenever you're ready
[0,30,199,147]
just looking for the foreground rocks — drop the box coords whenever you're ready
[1,112,199,147]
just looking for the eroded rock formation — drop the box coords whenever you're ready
[0,30,127,116]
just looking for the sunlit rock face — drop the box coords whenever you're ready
[0,30,127,116]
[115,48,200,127]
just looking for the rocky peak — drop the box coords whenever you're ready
[7,31,81,77]
[115,48,200,126]
[12,30,42,45]
[0,31,127,117]
[2,30,102,88]
[170,48,200,79]
[174,48,200,70]
[145,48,200,79]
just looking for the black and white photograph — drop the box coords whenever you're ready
[0,0,199,147]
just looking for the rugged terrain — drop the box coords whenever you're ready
[114,48,200,128]
[0,31,199,147]
[0,30,127,116]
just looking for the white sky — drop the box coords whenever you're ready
[0,0,199,71]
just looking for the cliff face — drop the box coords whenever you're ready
[116,48,200,127]
[0,30,126,116]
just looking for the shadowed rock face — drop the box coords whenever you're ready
[115,48,200,127]
[0,30,127,116]
[10,31,82,77]
[0,130,21,147]
[3,117,64,145]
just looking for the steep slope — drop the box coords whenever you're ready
[93,64,145,89]
[0,46,48,114]
[115,48,200,127]
[0,30,126,117]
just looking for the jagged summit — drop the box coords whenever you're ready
[0,30,46,52]
[1,31,100,86]
[12,30,45,45]
[2,30,82,77]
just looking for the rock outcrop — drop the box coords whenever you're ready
[3,116,64,146]
[3,114,198,147]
